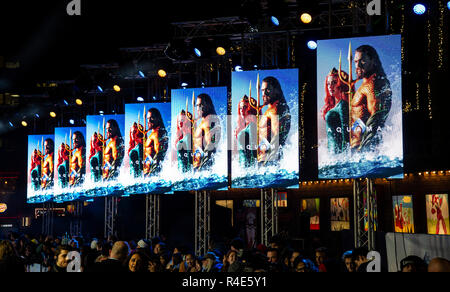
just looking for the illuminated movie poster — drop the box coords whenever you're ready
[317,35,403,179]
[426,194,449,235]
[170,87,227,191]
[392,195,414,233]
[232,69,299,189]
[330,197,350,231]
[85,115,125,197]
[124,103,172,194]
[53,127,86,202]
[27,135,55,203]
[364,189,378,232]
[301,198,320,231]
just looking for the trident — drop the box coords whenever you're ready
[248,74,262,157]
[339,42,358,148]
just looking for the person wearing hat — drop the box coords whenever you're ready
[399,255,427,272]
[201,251,222,272]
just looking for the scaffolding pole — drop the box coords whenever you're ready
[69,201,83,237]
[353,178,376,250]
[145,194,160,240]
[194,190,211,257]
[260,189,278,246]
[41,202,54,236]
[104,196,118,239]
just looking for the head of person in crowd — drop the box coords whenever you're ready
[399,255,427,272]
[201,251,220,272]
[110,241,130,264]
[293,257,318,272]
[53,245,73,272]
[427,257,450,272]
[153,242,166,256]
[342,250,356,272]
[290,250,302,270]
[352,247,369,271]
[266,248,279,265]
[148,255,164,272]
[127,251,148,272]
[315,247,328,268]
[230,237,244,255]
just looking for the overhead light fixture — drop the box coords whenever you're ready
[216,47,226,56]
[35,114,40,118]
[8,121,14,127]
[413,4,426,15]
[113,85,121,92]
[139,71,146,78]
[75,99,83,106]
[63,100,69,106]
[271,16,280,26]
[158,69,167,78]
[99,110,104,115]
[307,40,317,50]
[181,82,188,87]
[97,85,104,93]
[50,112,57,118]
[69,119,75,125]
[235,65,243,72]
[447,1,450,10]
[137,97,144,102]
[300,13,312,24]
[152,96,157,100]
[194,48,202,57]
[21,121,28,127]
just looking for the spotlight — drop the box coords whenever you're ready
[300,13,312,24]
[50,112,57,118]
[413,4,426,15]
[152,96,157,101]
[21,121,28,127]
[194,48,202,57]
[138,71,146,78]
[113,85,121,92]
[181,82,188,87]
[158,69,167,78]
[63,100,69,106]
[216,47,226,56]
[137,97,144,102]
[69,119,75,125]
[234,65,243,72]
[271,16,280,26]
[97,85,104,93]
[35,114,40,118]
[447,1,450,10]
[307,41,317,50]
[99,111,104,115]
[75,99,83,106]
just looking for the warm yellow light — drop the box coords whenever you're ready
[300,13,312,24]
[113,85,121,92]
[75,99,83,106]
[50,112,57,118]
[158,69,167,78]
[21,121,28,127]
[216,47,226,56]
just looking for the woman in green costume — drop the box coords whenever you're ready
[321,68,351,154]
[235,95,259,168]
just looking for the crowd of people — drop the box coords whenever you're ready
[0,232,449,273]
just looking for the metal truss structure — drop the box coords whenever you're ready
[260,189,279,246]
[194,190,211,257]
[41,202,54,236]
[69,201,83,237]
[353,178,376,250]
[104,196,118,239]
[145,194,160,240]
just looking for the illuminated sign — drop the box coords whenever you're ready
[0,203,7,213]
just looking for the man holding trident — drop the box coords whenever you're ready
[339,43,392,151]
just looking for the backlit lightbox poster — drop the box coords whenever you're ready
[53,127,86,202]
[85,115,125,197]
[124,103,172,194]
[392,195,415,233]
[317,35,403,179]
[232,69,299,189]
[330,197,350,231]
[170,87,227,191]
[27,134,55,203]
[301,198,320,231]
[426,194,449,235]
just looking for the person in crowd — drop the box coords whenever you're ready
[91,241,129,272]
[353,247,370,272]
[399,255,427,272]
[126,251,149,273]
[50,245,72,273]
[315,247,328,272]
[148,255,165,272]
[342,250,356,272]
[427,257,450,272]
[0,240,25,272]
[201,251,222,272]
